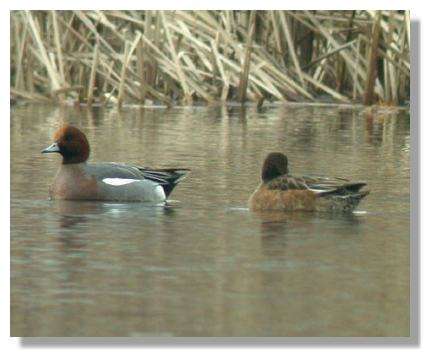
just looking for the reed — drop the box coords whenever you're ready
[10,10,410,107]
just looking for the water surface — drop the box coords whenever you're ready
[11,103,410,337]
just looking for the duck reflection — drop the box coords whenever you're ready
[255,209,362,256]
[52,200,174,244]
[254,211,303,256]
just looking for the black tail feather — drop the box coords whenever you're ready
[342,182,367,192]
[352,190,370,200]
[139,168,190,197]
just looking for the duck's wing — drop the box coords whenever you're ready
[85,162,146,180]
[266,174,367,195]
[86,163,189,197]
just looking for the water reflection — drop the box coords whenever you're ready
[11,103,410,337]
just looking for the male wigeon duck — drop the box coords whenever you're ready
[248,152,369,212]
[42,125,189,202]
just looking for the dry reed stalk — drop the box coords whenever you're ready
[252,50,313,99]
[118,32,142,108]
[220,54,284,100]
[160,12,192,104]
[270,12,285,66]
[25,47,35,94]
[52,85,83,96]
[238,11,256,103]
[141,11,153,96]
[51,11,65,86]
[405,10,410,51]
[10,10,410,106]
[171,21,213,72]
[352,34,361,100]
[302,39,357,71]
[337,11,355,93]
[87,39,99,106]
[301,11,366,86]
[74,11,117,56]
[117,44,130,108]
[12,17,28,91]
[144,29,215,103]
[11,88,52,102]
[278,11,305,89]
[364,11,382,105]
[136,38,147,104]
[101,59,115,94]
[24,11,61,93]
[211,36,229,101]
[303,72,349,102]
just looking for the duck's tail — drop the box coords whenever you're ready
[318,182,370,211]
[139,168,190,197]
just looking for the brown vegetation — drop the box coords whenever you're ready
[10,10,410,107]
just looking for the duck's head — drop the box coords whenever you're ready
[42,125,90,164]
[261,152,289,182]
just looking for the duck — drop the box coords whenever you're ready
[42,125,189,202]
[248,152,369,212]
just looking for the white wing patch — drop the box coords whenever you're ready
[307,188,329,194]
[102,178,140,186]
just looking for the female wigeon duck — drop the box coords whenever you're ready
[42,125,189,202]
[248,152,369,212]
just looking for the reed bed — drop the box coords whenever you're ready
[10,10,410,107]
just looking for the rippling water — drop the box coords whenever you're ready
[11,103,410,337]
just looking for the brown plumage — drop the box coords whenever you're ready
[249,152,369,212]
[52,125,90,164]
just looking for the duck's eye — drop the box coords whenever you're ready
[64,134,72,142]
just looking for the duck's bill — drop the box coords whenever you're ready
[42,142,60,154]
